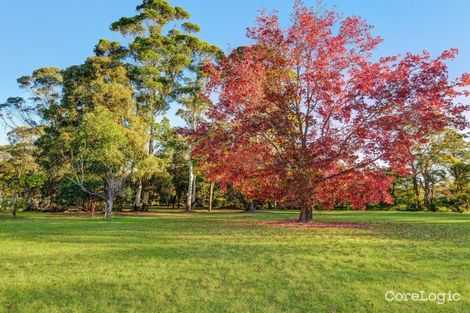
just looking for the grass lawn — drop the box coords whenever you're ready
[0,210,468,313]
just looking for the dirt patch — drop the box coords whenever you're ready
[240,219,369,229]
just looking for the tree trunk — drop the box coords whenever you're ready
[423,179,430,211]
[412,176,422,210]
[245,201,255,213]
[186,159,194,211]
[192,174,197,209]
[104,197,113,220]
[104,183,115,220]
[142,190,149,211]
[141,125,154,212]
[209,181,215,212]
[134,180,142,211]
[411,164,422,210]
[298,207,313,223]
[12,193,18,217]
[423,190,430,211]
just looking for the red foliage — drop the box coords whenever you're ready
[190,2,469,215]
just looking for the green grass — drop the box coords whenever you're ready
[0,210,468,313]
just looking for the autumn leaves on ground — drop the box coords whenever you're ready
[0,210,468,313]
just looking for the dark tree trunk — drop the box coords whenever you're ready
[410,163,422,210]
[91,202,96,217]
[245,201,255,213]
[412,176,422,210]
[142,190,149,211]
[423,179,431,211]
[208,181,215,212]
[12,193,18,217]
[423,191,430,211]
[298,207,313,223]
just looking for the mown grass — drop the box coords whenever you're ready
[0,210,468,313]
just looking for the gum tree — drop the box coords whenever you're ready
[0,67,62,129]
[52,55,147,219]
[110,0,220,211]
[176,44,221,211]
[0,127,45,216]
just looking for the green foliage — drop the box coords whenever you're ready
[0,67,63,128]
[74,108,130,173]
[388,130,469,212]
[0,127,46,214]
[56,179,102,207]
[0,197,26,212]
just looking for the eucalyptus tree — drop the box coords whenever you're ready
[440,132,470,211]
[109,0,220,210]
[0,66,63,209]
[42,55,148,218]
[62,107,146,219]
[0,67,63,129]
[411,130,470,211]
[176,44,221,211]
[0,127,45,216]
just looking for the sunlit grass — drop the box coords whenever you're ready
[0,210,468,312]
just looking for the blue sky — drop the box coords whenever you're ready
[1,0,469,142]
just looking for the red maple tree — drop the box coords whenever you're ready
[191,2,469,222]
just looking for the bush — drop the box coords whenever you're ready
[0,198,27,213]
[436,206,452,213]
[392,203,410,211]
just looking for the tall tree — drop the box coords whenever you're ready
[48,55,147,218]
[192,2,469,222]
[412,130,470,211]
[0,127,45,216]
[0,67,62,129]
[61,107,145,219]
[110,0,219,211]
[176,44,221,211]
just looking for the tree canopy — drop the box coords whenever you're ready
[0,0,468,221]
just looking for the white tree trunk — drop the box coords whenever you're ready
[134,181,142,210]
[187,159,193,211]
[192,174,197,208]
[104,197,113,220]
[104,176,124,220]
